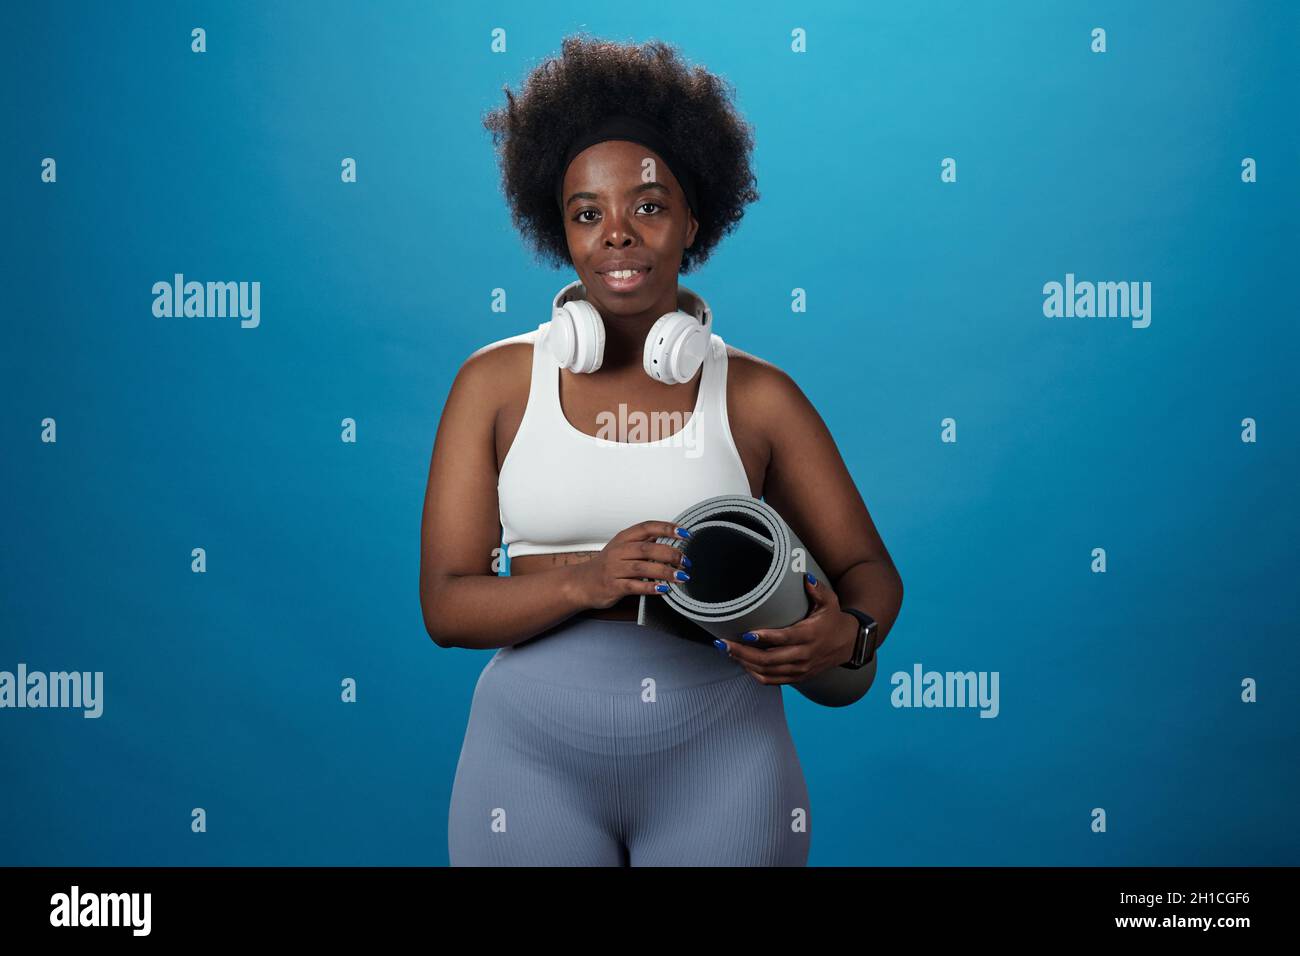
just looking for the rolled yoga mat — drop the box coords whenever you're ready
[637,494,875,707]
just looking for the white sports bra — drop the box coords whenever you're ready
[496,320,752,558]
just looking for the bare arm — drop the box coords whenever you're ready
[418,348,588,649]
[418,347,690,649]
[758,364,904,654]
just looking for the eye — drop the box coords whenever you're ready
[572,201,665,224]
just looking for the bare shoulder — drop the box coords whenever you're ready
[453,329,536,396]
[439,330,537,441]
[723,343,812,415]
[465,328,536,376]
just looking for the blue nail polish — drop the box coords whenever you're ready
[806,573,817,586]
[675,570,690,581]
[713,639,728,654]
[676,526,692,538]
[655,583,670,593]
[742,632,758,642]
[680,555,692,568]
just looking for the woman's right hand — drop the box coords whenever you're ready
[569,521,693,610]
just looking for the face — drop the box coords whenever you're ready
[559,139,699,317]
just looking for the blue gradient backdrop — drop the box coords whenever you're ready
[3,0,1297,865]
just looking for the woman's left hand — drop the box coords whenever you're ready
[715,573,857,685]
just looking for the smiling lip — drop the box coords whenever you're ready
[596,264,650,293]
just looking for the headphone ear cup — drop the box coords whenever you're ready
[644,311,708,385]
[549,299,605,373]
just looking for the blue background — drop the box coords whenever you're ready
[3,0,1296,865]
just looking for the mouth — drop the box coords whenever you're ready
[595,265,651,293]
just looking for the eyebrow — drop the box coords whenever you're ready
[564,180,671,209]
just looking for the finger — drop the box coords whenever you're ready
[623,540,691,569]
[615,521,692,544]
[732,647,812,677]
[736,624,802,648]
[630,577,674,596]
[734,659,804,685]
[622,559,691,584]
[726,642,809,669]
[804,572,831,608]
[715,638,806,680]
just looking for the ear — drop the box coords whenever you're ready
[684,209,699,249]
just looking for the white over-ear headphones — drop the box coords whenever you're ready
[546,279,714,385]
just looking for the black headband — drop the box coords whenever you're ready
[554,113,699,219]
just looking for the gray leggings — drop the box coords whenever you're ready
[447,617,811,866]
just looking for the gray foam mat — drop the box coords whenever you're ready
[638,494,873,707]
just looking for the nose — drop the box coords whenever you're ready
[601,208,639,247]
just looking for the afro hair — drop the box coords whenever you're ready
[482,34,760,275]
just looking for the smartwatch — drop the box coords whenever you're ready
[839,607,879,670]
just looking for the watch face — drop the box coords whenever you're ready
[842,610,876,667]
[863,623,877,661]
[848,623,864,662]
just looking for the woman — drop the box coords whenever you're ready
[420,35,903,866]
